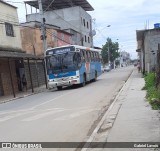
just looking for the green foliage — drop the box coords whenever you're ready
[101,38,119,64]
[144,73,155,89]
[144,73,160,110]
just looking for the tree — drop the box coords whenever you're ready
[101,38,119,64]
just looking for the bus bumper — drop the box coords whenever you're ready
[48,78,80,88]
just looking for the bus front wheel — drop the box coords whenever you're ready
[57,86,62,90]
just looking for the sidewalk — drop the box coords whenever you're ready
[0,85,49,104]
[88,69,160,151]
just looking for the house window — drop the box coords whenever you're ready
[83,19,85,27]
[88,37,90,43]
[87,21,89,29]
[85,35,87,42]
[5,22,14,37]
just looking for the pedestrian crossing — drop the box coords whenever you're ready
[0,107,100,123]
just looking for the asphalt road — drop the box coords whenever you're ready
[0,66,133,149]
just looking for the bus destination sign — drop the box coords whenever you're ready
[47,47,74,55]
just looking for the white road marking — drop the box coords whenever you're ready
[0,91,75,116]
[22,110,64,121]
[54,109,99,120]
[30,91,75,109]
[0,111,35,122]
[0,107,94,122]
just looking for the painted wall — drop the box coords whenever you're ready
[21,25,72,56]
[0,2,22,51]
[144,30,160,72]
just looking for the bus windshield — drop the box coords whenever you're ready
[47,52,81,74]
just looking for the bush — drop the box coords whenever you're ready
[144,73,160,110]
[144,73,156,89]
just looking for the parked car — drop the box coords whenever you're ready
[101,66,105,73]
[101,65,110,72]
[104,66,110,72]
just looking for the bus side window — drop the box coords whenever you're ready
[85,51,89,62]
[90,51,93,62]
[80,49,84,62]
[83,50,87,62]
[98,53,101,62]
[94,52,97,62]
[96,52,98,62]
[97,52,100,62]
[91,52,94,62]
[93,52,95,62]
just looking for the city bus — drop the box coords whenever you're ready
[45,45,102,90]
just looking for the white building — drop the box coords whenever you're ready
[120,51,131,67]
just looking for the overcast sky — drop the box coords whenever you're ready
[8,0,160,59]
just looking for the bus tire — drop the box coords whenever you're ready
[81,74,86,87]
[93,71,97,82]
[57,86,62,90]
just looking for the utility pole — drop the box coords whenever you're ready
[38,0,48,88]
[108,42,110,64]
[38,0,47,53]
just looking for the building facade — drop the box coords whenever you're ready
[0,1,22,96]
[0,1,46,98]
[21,21,73,56]
[0,1,22,52]
[120,51,131,67]
[136,29,160,73]
[24,0,94,47]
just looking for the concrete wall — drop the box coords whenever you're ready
[21,25,72,56]
[0,59,18,96]
[26,6,92,47]
[24,61,46,89]
[0,2,22,51]
[144,30,160,72]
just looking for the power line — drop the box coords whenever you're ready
[44,0,55,12]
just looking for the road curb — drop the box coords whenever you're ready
[0,89,48,105]
[81,69,133,150]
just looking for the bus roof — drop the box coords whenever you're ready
[46,45,102,52]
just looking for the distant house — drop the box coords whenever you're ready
[24,0,94,47]
[120,51,131,67]
[20,21,72,56]
[136,29,160,73]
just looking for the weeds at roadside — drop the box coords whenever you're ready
[143,73,160,110]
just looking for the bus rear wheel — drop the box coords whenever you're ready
[57,86,62,90]
[81,74,86,87]
[93,71,97,82]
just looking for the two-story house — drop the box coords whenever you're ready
[0,1,23,97]
[0,1,46,98]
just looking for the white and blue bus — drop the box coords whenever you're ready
[45,45,102,90]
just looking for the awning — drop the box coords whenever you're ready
[0,51,43,59]
[24,0,94,11]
